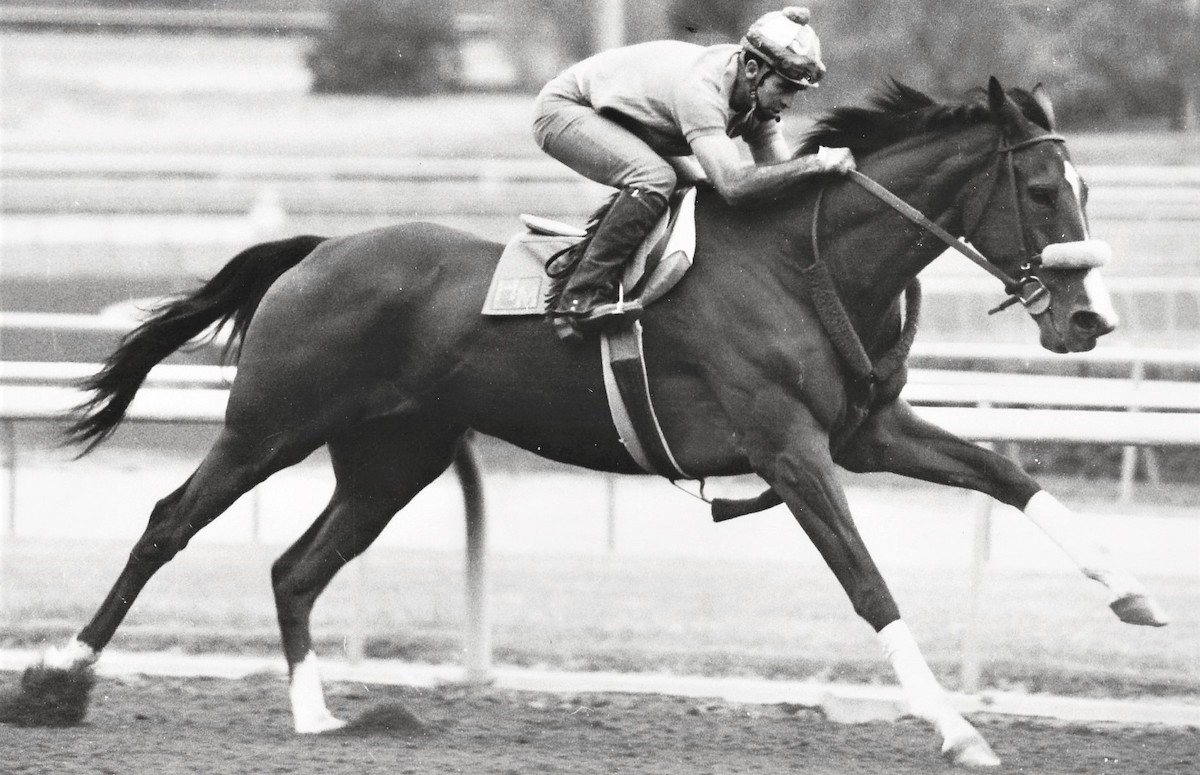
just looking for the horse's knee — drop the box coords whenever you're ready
[992,456,1040,507]
[771,448,838,504]
[849,582,901,631]
[771,451,900,629]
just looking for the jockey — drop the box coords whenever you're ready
[532,6,856,335]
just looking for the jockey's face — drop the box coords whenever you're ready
[754,72,806,121]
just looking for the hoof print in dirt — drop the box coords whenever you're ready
[0,664,96,727]
[334,702,426,737]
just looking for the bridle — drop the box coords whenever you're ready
[845,131,1107,317]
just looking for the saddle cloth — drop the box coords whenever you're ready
[481,187,697,316]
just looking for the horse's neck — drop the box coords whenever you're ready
[822,125,997,343]
[691,126,995,352]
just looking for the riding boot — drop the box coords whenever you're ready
[552,187,669,337]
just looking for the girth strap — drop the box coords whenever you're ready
[600,322,692,480]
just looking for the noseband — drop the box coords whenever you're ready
[845,131,1108,317]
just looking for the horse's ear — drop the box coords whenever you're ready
[986,77,1006,115]
[1031,82,1057,130]
[986,76,1024,133]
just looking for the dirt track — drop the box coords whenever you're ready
[1,672,1195,774]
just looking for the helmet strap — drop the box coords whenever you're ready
[740,51,772,117]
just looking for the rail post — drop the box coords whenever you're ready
[2,420,15,537]
[606,474,618,554]
[0,420,11,613]
[1119,360,1145,503]
[960,406,996,694]
[455,435,491,684]
[595,0,625,52]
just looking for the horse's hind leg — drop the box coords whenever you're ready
[42,425,323,672]
[270,415,464,733]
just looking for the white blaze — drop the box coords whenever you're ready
[1063,160,1088,237]
[1062,160,1118,325]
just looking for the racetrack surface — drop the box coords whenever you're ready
[1,672,1195,775]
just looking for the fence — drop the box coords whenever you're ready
[2,352,1199,689]
[5,155,1199,345]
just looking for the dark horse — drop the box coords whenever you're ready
[17,79,1167,766]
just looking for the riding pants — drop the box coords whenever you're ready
[532,85,678,200]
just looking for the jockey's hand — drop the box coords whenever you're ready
[816,146,856,175]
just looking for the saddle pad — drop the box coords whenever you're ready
[482,234,576,316]
[481,187,697,317]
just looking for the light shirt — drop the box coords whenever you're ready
[549,40,782,157]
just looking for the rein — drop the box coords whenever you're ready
[710,133,1093,523]
[846,131,1067,316]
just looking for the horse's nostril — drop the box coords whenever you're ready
[1071,310,1113,336]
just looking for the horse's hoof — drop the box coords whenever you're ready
[295,712,348,734]
[1110,594,1170,627]
[942,730,1001,768]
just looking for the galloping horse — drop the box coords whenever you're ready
[18,79,1166,767]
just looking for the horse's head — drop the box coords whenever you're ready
[961,78,1118,353]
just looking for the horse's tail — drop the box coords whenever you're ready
[67,234,328,454]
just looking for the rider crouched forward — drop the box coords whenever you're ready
[532,6,856,337]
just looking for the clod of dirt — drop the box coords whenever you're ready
[334,702,426,737]
[0,664,96,727]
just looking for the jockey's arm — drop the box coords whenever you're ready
[691,133,854,207]
[665,155,709,187]
[748,128,793,165]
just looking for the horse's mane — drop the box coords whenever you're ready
[575,80,1052,233]
[796,78,1053,157]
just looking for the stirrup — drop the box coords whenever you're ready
[574,299,644,331]
[550,299,644,344]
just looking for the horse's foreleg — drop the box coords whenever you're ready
[747,409,999,767]
[838,399,1168,626]
[876,620,999,766]
[271,416,464,733]
[1022,491,1166,624]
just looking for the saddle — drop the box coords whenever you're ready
[482,188,698,480]
[482,187,697,317]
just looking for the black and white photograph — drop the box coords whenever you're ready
[1,2,1197,772]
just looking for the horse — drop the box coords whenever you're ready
[10,78,1168,767]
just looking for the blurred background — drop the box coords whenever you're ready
[3,0,1199,347]
[0,1,1197,698]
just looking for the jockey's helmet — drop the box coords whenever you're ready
[741,7,825,88]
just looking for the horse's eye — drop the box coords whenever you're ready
[1029,186,1057,208]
